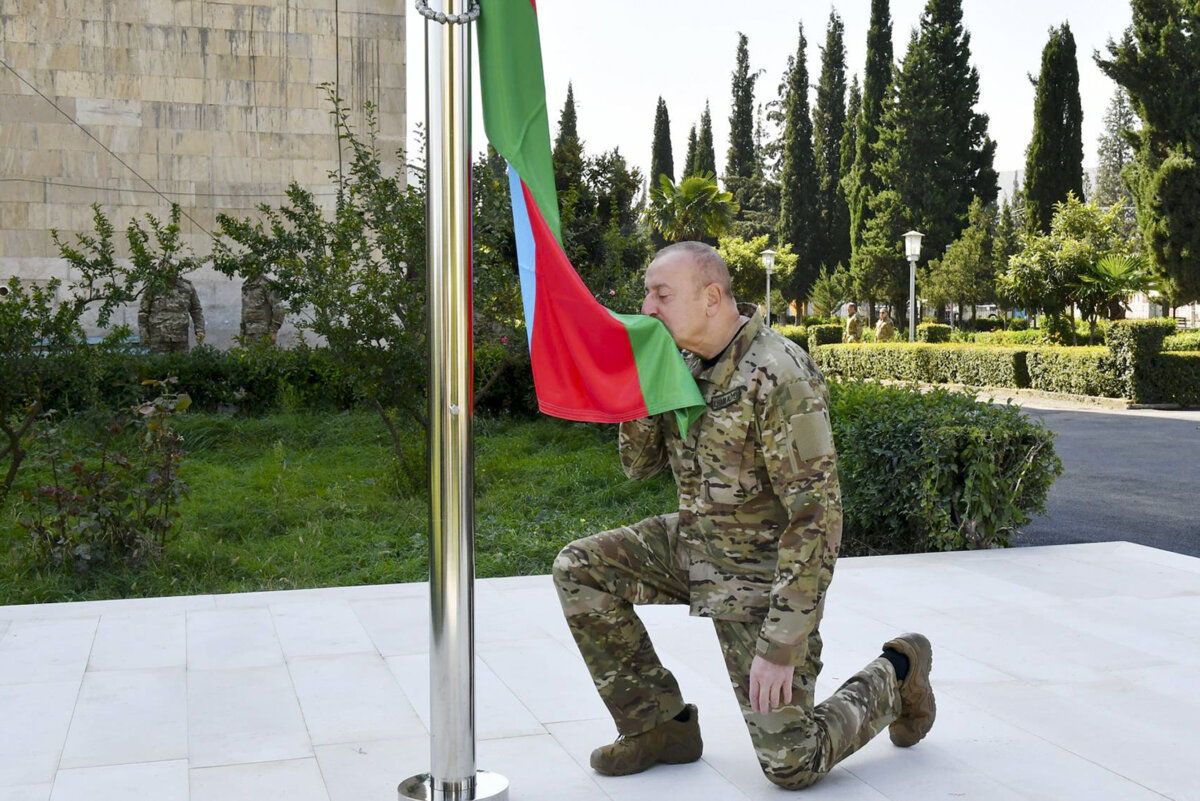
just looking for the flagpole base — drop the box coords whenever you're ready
[399,771,509,801]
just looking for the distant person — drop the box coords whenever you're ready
[138,266,205,353]
[843,302,862,343]
[875,308,895,342]
[240,273,285,345]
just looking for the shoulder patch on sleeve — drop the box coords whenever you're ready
[788,410,834,462]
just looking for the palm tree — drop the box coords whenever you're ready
[648,173,738,244]
[1076,254,1155,344]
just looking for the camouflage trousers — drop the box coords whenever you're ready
[552,513,901,789]
[147,339,189,354]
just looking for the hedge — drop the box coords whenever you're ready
[35,343,538,417]
[830,381,1061,553]
[916,322,952,343]
[809,323,844,349]
[1144,352,1200,407]
[775,325,811,352]
[1026,347,1122,397]
[1163,330,1200,352]
[1107,319,1177,402]
[813,343,1031,388]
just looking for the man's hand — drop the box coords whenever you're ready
[749,654,795,714]
[196,332,205,343]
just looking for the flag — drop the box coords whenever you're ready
[476,0,704,435]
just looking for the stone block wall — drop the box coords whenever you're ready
[0,0,406,347]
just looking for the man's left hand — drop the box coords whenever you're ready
[749,654,794,713]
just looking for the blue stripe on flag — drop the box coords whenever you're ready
[507,163,539,349]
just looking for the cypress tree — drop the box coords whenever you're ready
[812,10,850,274]
[863,0,998,321]
[777,23,820,306]
[683,125,699,179]
[694,102,717,177]
[552,83,585,197]
[1094,88,1138,235]
[726,33,758,184]
[840,75,861,202]
[650,97,674,187]
[1098,1,1200,302]
[846,0,893,309]
[1024,23,1084,234]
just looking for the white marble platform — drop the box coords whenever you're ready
[2,541,1198,801]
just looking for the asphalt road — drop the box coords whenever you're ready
[1009,404,1200,557]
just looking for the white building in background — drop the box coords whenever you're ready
[1127,293,1200,328]
[0,0,406,347]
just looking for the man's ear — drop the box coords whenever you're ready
[704,283,723,314]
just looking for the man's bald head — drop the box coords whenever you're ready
[650,241,733,301]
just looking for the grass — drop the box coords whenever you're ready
[0,411,677,605]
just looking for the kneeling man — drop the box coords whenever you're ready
[553,242,934,789]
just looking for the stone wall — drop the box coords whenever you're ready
[0,0,406,347]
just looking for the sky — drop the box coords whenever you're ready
[406,0,1135,185]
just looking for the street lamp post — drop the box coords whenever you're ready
[903,231,923,342]
[760,248,776,327]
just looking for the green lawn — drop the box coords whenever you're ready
[0,412,676,605]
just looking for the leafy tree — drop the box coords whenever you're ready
[812,10,850,277]
[650,97,674,187]
[648,174,738,244]
[683,125,699,179]
[921,197,1000,320]
[999,194,1135,341]
[1097,1,1200,302]
[716,234,798,315]
[845,0,893,298]
[1094,88,1138,212]
[692,102,718,178]
[214,95,429,455]
[807,263,853,318]
[2,205,157,501]
[862,0,999,328]
[1077,254,1155,341]
[1024,24,1084,235]
[776,22,819,307]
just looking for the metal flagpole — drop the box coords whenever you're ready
[400,2,507,800]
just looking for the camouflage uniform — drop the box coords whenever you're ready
[240,274,285,344]
[843,313,862,343]
[554,305,901,789]
[138,277,205,353]
[875,318,895,343]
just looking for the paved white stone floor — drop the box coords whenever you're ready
[1,541,1198,801]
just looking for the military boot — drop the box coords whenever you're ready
[883,633,935,747]
[590,704,703,776]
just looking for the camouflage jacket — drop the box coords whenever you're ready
[875,319,895,342]
[240,275,285,340]
[138,277,205,344]
[619,304,842,667]
[843,314,862,343]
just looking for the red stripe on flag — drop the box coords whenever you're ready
[521,181,648,422]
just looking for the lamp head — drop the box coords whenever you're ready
[903,230,924,261]
[759,248,777,274]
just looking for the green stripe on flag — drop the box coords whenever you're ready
[610,310,706,437]
[477,0,562,242]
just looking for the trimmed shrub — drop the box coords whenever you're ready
[975,329,1052,346]
[1143,352,1200,407]
[813,343,1031,388]
[1008,317,1030,331]
[916,323,951,343]
[808,324,844,350]
[1026,347,1122,397]
[1107,319,1177,402]
[1163,330,1200,352]
[830,381,1062,553]
[775,325,811,352]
